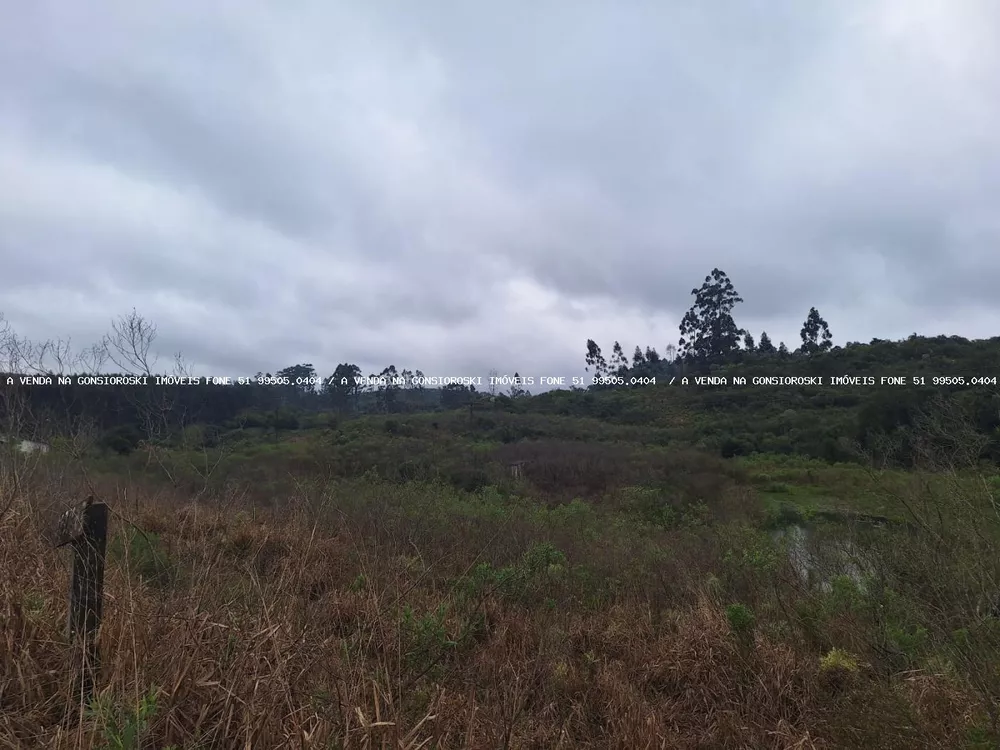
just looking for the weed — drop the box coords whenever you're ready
[109,528,178,589]
[87,686,160,750]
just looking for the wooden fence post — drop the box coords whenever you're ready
[55,495,109,704]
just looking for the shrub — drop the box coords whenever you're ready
[725,603,755,637]
[87,686,161,750]
[818,648,860,694]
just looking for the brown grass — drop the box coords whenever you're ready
[0,463,987,749]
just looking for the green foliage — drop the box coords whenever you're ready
[584,339,609,378]
[794,596,830,652]
[800,307,833,354]
[725,603,755,636]
[878,587,930,663]
[721,523,782,577]
[455,542,568,610]
[400,604,456,677]
[826,575,864,614]
[887,622,929,660]
[966,725,1000,749]
[63,330,1000,489]
[99,424,143,456]
[12,311,1000,747]
[271,408,300,431]
[678,268,746,364]
[109,528,178,589]
[818,648,860,694]
[544,498,599,539]
[619,486,678,528]
[87,686,160,750]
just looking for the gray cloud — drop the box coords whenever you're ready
[2,0,999,382]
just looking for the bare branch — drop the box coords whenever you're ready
[103,308,158,377]
[78,342,109,376]
[173,351,193,378]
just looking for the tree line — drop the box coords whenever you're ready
[584,267,834,378]
[0,310,500,455]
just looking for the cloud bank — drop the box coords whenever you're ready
[2,0,998,381]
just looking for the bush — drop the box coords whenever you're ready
[725,603,755,637]
[818,648,860,694]
[100,425,143,455]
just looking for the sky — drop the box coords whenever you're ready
[1,0,999,384]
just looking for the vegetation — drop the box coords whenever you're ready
[3,271,1000,748]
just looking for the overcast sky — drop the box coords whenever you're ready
[1,0,999,382]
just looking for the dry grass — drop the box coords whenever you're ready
[0,465,988,750]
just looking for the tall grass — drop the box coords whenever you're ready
[2,417,998,748]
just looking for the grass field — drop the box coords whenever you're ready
[4,395,1000,748]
